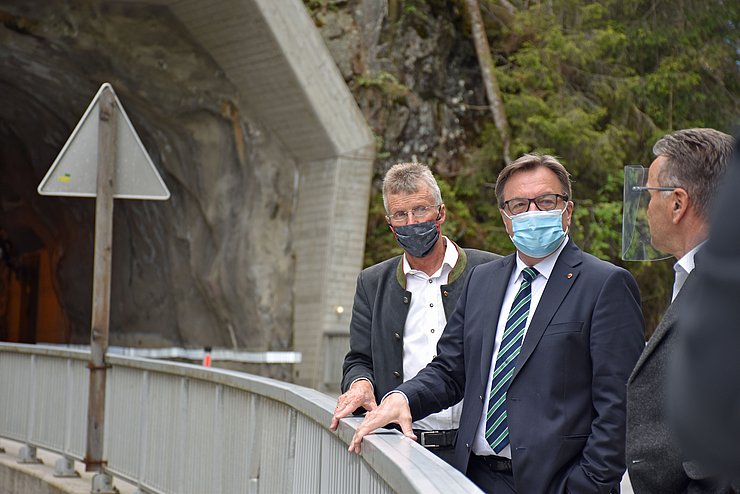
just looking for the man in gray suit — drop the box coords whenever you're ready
[626,128,734,493]
[329,162,498,462]
[671,134,740,488]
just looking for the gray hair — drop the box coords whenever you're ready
[653,128,733,220]
[382,162,442,213]
[494,154,572,208]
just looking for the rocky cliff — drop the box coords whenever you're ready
[310,0,487,181]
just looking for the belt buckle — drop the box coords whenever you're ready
[419,430,442,448]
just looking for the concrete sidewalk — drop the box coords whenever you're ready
[0,439,135,494]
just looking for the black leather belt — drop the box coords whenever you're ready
[413,429,457,448]
[473,454,513,473]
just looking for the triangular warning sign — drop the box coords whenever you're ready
[37,83,170,200]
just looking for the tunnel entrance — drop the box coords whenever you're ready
[0,0,351,369]
[0,49,103,346]
[0,236,67,344]
[0,118,72,345]
[0,236,39,343]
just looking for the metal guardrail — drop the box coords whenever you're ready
[0,343,482,494]
[48,344,302,364]
[321,331,350,393]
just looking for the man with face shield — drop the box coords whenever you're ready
[343,154,645,493]
[623,128,734,494]
[330,162,499,463]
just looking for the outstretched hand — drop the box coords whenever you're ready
[330,379,378,431]
[348,392,415,454]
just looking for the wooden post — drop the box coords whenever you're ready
[85,87,116,472]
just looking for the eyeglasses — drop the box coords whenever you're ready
[631,186,678,192]
[386,205,441,225]
[503,194,568,216]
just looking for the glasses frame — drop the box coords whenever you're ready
[386,204,442,225]
[502,193,569,216]
[631,186,679,192]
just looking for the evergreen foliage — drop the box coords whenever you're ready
[363,0,738,332]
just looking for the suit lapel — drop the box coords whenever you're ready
[629,271,696,383]
[480,255,516,386]
[628,304,676,382]
[512,240,582,382]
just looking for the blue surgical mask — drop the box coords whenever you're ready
[506,209,568,258]
[392,220,440,258]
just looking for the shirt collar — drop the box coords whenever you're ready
[514,235,570,281]
[674,240,706,276]
[403,236,458,278]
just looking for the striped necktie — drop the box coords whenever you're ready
[485,266,539,453]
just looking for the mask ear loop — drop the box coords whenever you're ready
[559,206,570,242]
[434,205,444,232]
[387,220,398,237]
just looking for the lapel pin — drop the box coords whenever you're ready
[567,273,573,279]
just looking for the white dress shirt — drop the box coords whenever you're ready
[672,241,705,302]
[472,237,570,457]
[402,236,463,431]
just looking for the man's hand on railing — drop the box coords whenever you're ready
[347,392,415,454]
[330,379,377,431]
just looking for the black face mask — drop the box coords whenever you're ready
[392,220,440,258]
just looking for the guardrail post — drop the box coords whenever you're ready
[214,385,224,494]
[54,455,79,477]
[91,471,115,493]
[247,395,260,494]
[17,445,42,464]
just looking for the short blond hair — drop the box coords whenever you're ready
[382,162,442,213]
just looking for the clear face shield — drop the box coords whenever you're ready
[621,165,672,261]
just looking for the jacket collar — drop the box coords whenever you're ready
[395,239,467,289]
[629,271,696,383]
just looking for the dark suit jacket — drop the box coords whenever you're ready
[627,277,698,493]
[628,271,735,493]
[397,240,645,493]
[671,138,740,487]
[341,241,500,404]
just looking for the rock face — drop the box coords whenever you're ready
[309,0,487,177]
[0,1,295,363]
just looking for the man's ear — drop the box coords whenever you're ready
[500,209,513,236]
[437,204,446,224]
[564,200,574,229]
[672,188,690,224]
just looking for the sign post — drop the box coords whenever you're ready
[86,86,115,474]
[38,83,170,489]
